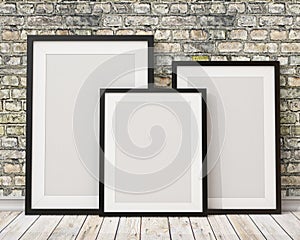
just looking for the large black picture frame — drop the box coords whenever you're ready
[172,61,281,214]
[100,88,208,216]
[26,35,154,215]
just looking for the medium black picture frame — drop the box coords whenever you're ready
[172,61,281,215]
[99,88,208,216]
[26,35,154,215]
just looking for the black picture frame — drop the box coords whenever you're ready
[26,35,154,215]
[100,88,208,216]
[172,61,281,215]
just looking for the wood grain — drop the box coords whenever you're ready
[48,215,86,240]
[293,211,300,221]
[190,217,216,240]
[208,215,239,240]
[250,214,292,240]
[168,217,194,240]
[227,215,265,240]
[0,211,299,240]
[97,217,120,240]
[76,216,103,240]
[0,211,20,232]
[0,213,38,240]
[272,212,300,240]
[116,217,140,240]
[20,216,62,240]
[141,217,170,240]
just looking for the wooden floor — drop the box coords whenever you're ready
[0,212,299,240]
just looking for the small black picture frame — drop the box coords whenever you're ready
[172,61,281,214]
[100,88,208,216]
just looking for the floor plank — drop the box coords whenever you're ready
[272,212,300,240]
[0,211,300,240]
[141,217,170,240]
[0,211,20,232]
[293,211,300,220]
[168,217,195,240]
[20,215,62,240]
[116,217,140,240]
[48,215,86,240]
[76,216,103,240]
[97,217,120,240]
[208,215,239,240]
[227,215,265,240]
[250,215,292,240]
[190,217,216,240]
[0,213,38,240]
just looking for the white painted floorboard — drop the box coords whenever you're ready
[0,211,299,240]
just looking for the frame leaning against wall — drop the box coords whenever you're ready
[99,88,207,216]
[172,61,281,214]
[26,35,154,215]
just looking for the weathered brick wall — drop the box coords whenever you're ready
[0,0,299,198]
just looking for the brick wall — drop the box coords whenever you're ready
[0,0,299,198]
